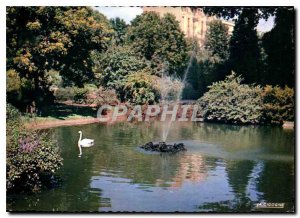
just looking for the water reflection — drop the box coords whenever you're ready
[7,121,294,212]
[171,154,208,188]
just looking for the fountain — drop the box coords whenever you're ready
[140,41,197,153]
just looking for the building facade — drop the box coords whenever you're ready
[142,7,234,46]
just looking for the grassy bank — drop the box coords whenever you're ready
[24,102,98,129]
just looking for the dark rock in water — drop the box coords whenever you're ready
[140,141,186,153]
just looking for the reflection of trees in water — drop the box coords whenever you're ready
[226,160,254,197]
[198,199,253,212]
[198,159,294,212]
[255,161,295,211]
[225,160,255,210]
[192,123,294,153]
[171,154,208,188]
[198,159,255,212]
[8,121,294,212]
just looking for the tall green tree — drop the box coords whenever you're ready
[110,17,128,45]
[6,7,113,107]
[127,12,188,76]
[262,8,295,87]
[94,45,151,101]
[205,20,230,61]
[229,8,261,84]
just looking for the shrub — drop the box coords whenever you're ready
[197,72,263,124]
[53,87,75,102]
[262,85,294,124]
[95,45,151,101]
[73,87,88,104]
[86,87,119,106]
[6,104,63,193]
[124,70,160,105]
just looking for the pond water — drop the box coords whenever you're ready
[7,121,295,212]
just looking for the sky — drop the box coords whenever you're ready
[95,6,274,32]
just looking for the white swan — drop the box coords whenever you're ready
[78,130,94,157]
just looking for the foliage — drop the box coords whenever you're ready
[53,87,75,102]
[7,69,54,111]
[73,88,88,104]
[201,6,278,21]
[94,45,151,101]
[262,8,295,87]
[53,85,119,106]
[6,104,63,192]
[187,46,229,99]
[261,85,294,124]
[110,17,128,45]
[46,70,63,88]
[202,6,295,88]
[186,20,231,98]
[124,70,160,105]
[89,87,119,106]
[127,12,188,76]
[6,7,113,107]
[229,8,261,84]
[205,20,230,60]
[197,72,263,124]
[7,69,22,93]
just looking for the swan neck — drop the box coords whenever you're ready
[78,132,82,143]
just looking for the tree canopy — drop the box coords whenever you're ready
[262,8,295,87]
[7,6,113,105]
[205,20,230,61]
[126,12,188,76]
[110,17,128,45]
[228,8,261,84]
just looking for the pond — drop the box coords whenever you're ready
[7,121,295,212]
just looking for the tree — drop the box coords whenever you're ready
[124,69,160,104]
[127,12,188,76]
[228,8,261,84]
[205,20,230,61]
[201,6,295,87]
[6,7,113,107]
[201,6,277,21]
[197,72,263,124]
[94,45,151,101]
[262,8,295,87]
[110,17,128,45]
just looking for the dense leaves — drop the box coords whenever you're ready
[184,20,230,99]
[202,6,295,87]
[205,20,230,61]
[6,104,63,192]
[262,85,294,124]
[262,8,295,87]
[110,17,128,45]
[229,8,261,84]
[198,72,263,124]
[6,7,113,106]
[197,72,295,125]
[201,7,277,21]
[127,12,188,76]
[95,45,151,101]
[124,70,160,104]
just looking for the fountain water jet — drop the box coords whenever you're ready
[140,41,197,153]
